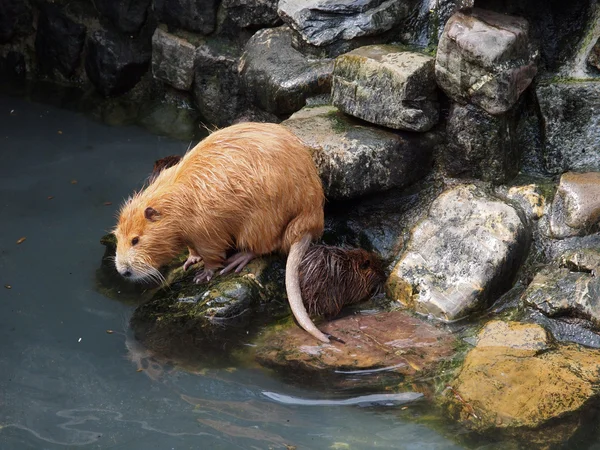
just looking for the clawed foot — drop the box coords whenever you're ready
[183,255,202,271]
[194,268,215,284]
[220,251,255,275]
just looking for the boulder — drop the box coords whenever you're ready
[93,0,151,34]
[254,310,457,391]
[503,183,547,222]
[549,172,600,238]
[239,26,334,115]
[0,0,32,43]
[589,37,600,71]
[435,8,537,115]
[537,81,600,174]
[35,5,86,78]
[277,0,418,48]
[153,0,218,35]
[282,105,437,200]
[387,185,529,321]
[331,46,439,132]
[151,28,196,91]
[193,38,246,126]
[85,28,152,97]
[443,102,520,183]
[221,0,280,28]
[443,320,600,443]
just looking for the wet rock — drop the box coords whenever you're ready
[221,0,280,28]
[443,320,600,440]
[527,309,600,349]
[151,28,196,91]
[589,38,600,72]
[331,46,439,132]
[387,185,528,321]
[537,81,600,174]
[137,88,199,140]
[282,105,437,200]
[443,102,520,184]
[239,26,334,115]
[503,183,547,221]
[278,0,418,48]
[0,0,32,43]
[85,28,152,96]
[35,5,86,78]
[435,8,537,115]
[476,320,550,353]
[153,0,218,35]
[254,310,457,391]
[94,0,151,34]
[193,37,245,127]
[549,172,600,238]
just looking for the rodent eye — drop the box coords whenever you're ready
[131,237,139,246]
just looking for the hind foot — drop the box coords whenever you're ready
[183,254,202,271]
[220,251,256,275]
[194,268,216,284]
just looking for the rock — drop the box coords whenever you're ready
[443,102,520,184]
[221,0,280,28]
[503,183,547,221]
[277,0,418,48]
[527,309,600,349]
[522,264,600,326]
[93,0,151,34]
[589,37,600,71]
[282,105,437,200]
[193,37,245,126]
[475,320,550,353]
[0,0,32,43]
[537,81,600,174]
[443,320,600,440]
[85,28,152,97]
[435,8,538,115]
[151,28,195,91]
[35,5,86,78]
[387,184,528,321]
[239,26,334,115]
[137,88,199,140]
[549,172,600,238]
[254,310,457,391]
[153,0,218,35]
[559,247,600,275]
[331,46,439,132]
[0,50,26,79]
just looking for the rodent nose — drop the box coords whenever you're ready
[123,270,132,278]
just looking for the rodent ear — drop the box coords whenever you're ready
[360,259,371,270]
[144,207,161,222]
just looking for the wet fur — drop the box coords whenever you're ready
[299,246,385,318]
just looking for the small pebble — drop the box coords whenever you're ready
[106,330,114,334]
[16,237,26,244]
[78,338,82,343]
[4,285,11,289]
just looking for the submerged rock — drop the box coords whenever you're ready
[549,172,600,238]
[387,185,529,321]
[278,0,418,48]
[435,8,537,115]
[239,26,333,115]
[153,0,218,35]
[137,88,199,140]
[443,102,520,184]
[443,320,600,442]
[35,5,86,78]
[283,105,437,200]
[254,310,457,391]
[331,45,439,132]
[94,0,151,34]
[151,28,196,91]
[537,80,600,174]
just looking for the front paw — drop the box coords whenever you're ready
[183,255,202,271]
[194,268,215,284]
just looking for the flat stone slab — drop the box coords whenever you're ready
[331,45,439,132]
[387,185,528,321]
[151,28,196,91]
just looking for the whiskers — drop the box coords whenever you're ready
[132,261,167,286]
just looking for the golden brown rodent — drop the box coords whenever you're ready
[114,122,331,343]
[299,245,385,318]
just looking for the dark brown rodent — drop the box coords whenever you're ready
[299,245,385,319]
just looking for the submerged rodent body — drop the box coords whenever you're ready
[114,122,330,342]
[299,245,386,318]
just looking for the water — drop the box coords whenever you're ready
[0,92,466,449]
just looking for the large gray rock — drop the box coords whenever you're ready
[283,105,437,200]
[537,81,600,174]
[549,172,600,239]
[278,0,418,48]
[94,0,151,34]
[443,102,520,184]
[331,45,439,132]
[151,28,196,91]
[221,0,280,28]
[387,184,528,321]
[239,26,334,115]
[435,8,537,115]
[153,0,218,35]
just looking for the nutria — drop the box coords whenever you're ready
[114,122,330,343]
[148,155,182,184]
[299,245,385,318]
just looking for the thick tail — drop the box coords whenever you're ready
[286,234,330,343]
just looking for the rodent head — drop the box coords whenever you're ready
[350,248,386,295]
[114,198,182,283]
